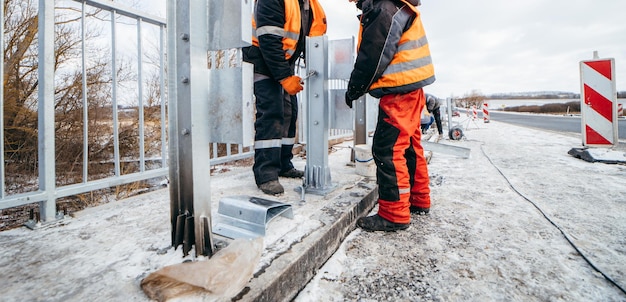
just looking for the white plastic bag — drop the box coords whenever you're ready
[141,237,263,301]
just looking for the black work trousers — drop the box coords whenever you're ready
[252,75,297,185]
[432,107,443,135]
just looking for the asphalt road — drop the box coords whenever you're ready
[488,111,626,139]
[484,110,626,149]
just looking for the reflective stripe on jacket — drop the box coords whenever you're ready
[252,0,327,60]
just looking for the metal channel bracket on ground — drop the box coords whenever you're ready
[213,195,294,239]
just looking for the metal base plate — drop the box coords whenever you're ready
[213,195,294,239]
[422,141,471,158]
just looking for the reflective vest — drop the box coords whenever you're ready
[252,0,327,59]
[366,1,434,91]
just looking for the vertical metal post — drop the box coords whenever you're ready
[1,0,5,198]
[303,36,334,194]
[111,10,121,177]
[167,3,181,249]
[38,0,57,221]
[159,25,167,168]
[167,0,214,257]
[137,18,145,172]
[81,2,88,182]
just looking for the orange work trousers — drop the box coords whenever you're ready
[372,89,430,224]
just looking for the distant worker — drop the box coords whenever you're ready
[243,0,327,195]
[420,106,434,134]
[425,93,443,136]
[344,0,435,231]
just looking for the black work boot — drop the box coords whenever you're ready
[356,214,409,232]
[279,168,304,178]
[258,180,284,195]
[409,206,430,215]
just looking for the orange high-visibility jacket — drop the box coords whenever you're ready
[347,0,434,99]
[252,0,326,60]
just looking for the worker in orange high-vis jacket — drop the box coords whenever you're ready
[345,0,435,231]
[243,0,327,195]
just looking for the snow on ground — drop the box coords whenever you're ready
[296,120,626,301]
[0,118,625,302]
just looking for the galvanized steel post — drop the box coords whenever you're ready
[37,0,57,222]
[167,0,214,257]
[303,36,335,194]
[167,0,252,257]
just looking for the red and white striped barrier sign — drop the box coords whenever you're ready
[619,103,624,117]
[472,105,477,120]
[483,102,490,123]
[579,58,618,146]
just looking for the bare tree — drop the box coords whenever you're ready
[3,0,40,174]
[456,90,486,109]
[1,0,168,230]
[2,0,157,184]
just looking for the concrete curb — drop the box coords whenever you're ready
[237,183,379,301]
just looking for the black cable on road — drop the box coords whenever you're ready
[480,144,626,297]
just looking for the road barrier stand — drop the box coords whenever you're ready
[483,102,490,123]
[579,57,618,146]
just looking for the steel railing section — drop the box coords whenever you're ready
[328,79,354,140]
[79,0,166,26]
[0,0,352,223]
[0,1,172,219]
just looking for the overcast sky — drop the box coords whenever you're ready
[320,0,626,98]
[141,0,625,99]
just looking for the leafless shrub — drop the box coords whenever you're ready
[504,101,580,114]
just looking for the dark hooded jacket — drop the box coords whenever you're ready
[347,0,434,100]
[243,0,326,82]
[426,93,440,112]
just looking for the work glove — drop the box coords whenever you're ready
[280,75,303,95]
[345,91,355,109]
